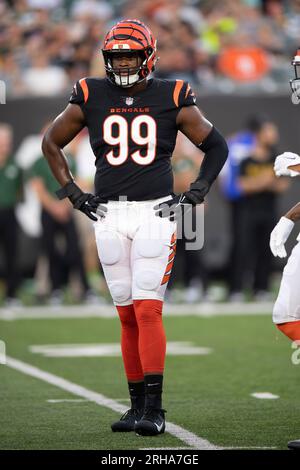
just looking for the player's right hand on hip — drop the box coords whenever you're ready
[274,152,300,177]
[56,181,107,221]
[269,216,294,258]
[73,193,107,221]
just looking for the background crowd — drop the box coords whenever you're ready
[1,0,300,96]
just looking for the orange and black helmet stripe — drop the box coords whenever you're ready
[104,20,153,49]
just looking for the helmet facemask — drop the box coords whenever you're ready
[103,49,151,88]
[290,52,300,99]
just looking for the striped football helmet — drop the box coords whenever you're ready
[102,19,158,88]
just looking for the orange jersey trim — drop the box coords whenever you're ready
[79,78,89,103]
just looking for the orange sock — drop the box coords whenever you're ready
[116,304,144,381]
[133,299,166,375]
[277,320,300,342]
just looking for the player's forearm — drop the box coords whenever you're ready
[285,202,300,222]
[197,127,229,187]
[42,135,74,187]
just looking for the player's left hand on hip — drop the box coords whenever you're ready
[154,180,209,221]
[274,152,300,177]
[153,194,192,221]
[269,216,294,258]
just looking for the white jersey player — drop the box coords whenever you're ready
[270,49,300,450]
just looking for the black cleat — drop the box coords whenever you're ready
[111,408,143,432]
[288,439,300,450]
[134,408,166,436]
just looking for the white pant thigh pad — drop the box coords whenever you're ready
[133,239,167,292]
[94,230,123,265]
[135,238,164,258]
[94,228,132,304]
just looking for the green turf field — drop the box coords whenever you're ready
[1,310,299,450]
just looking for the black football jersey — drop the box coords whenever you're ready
[69,77,196,201]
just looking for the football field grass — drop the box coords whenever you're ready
[1,309,299,450]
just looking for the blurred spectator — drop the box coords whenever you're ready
[0,123,23,305]
[1,0,300,96]
[28,146,99,304]
[230,119,289,300]
[70,0,113,21]
[22,50,69,96]
[220,115,262,299]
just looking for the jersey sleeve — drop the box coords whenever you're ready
[181,81,196,107]
[172,80,196,109]
[69,79,89,106]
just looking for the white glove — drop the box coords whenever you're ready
[270,216,294,258]
[274,152,300,177]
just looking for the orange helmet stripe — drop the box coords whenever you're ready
[104,20,152,49]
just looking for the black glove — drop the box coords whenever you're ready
[154,179,209,221]
[56,181,107,222]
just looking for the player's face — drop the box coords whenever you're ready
[111,52,142,74]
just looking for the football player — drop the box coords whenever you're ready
[270,49,300,450]
[42,19,228,436]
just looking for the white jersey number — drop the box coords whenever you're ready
[103,115,157,166]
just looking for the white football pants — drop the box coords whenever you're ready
[273,234,300,324]
[93,195,177,306]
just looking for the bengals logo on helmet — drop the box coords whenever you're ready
[102,19,158,88]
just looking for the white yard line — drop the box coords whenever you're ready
[223,446,278,449]
[140,447,195,450]
[29,342,212,358]
[141,446,278,450]
[251,392,279,400]
[5,356,222,450]
[47,399,88,403]
[0,302,273,321]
